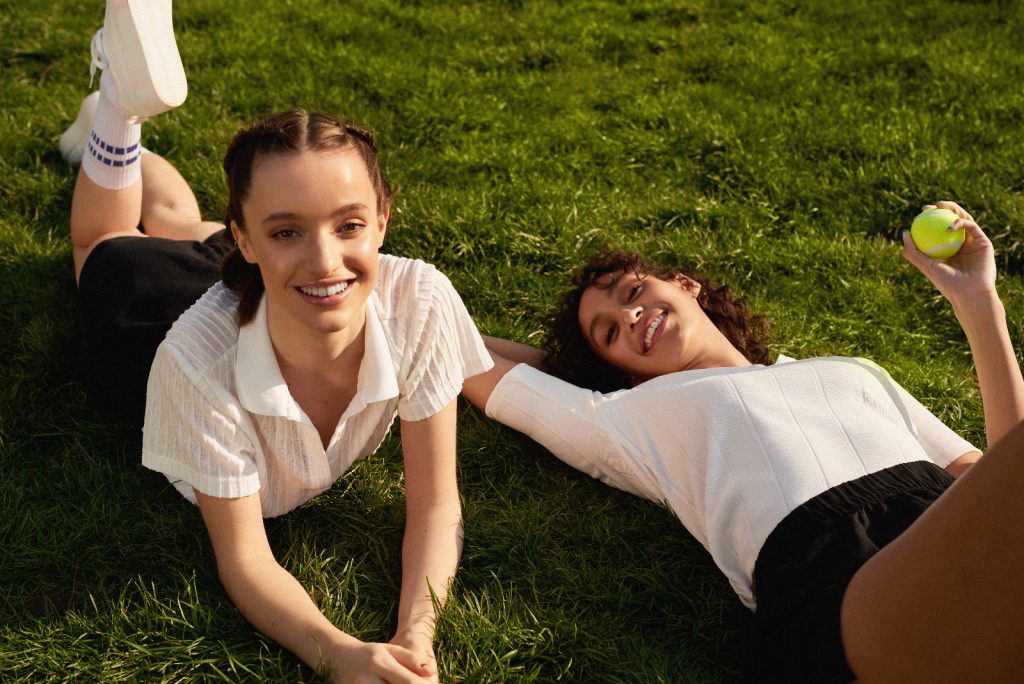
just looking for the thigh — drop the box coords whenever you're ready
[841,426,1024,681]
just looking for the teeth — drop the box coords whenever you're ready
[645,313,664,351]
[300,282,349,297]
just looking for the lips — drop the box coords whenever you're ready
[295,279,353,305]
[643,311,665,352]
[298,281,349,297]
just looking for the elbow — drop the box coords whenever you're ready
[945,450,982,478]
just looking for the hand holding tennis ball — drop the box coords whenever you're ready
[910,208,965,260]
[902,201,997,307]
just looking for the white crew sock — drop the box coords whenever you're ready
[82,71,142,190]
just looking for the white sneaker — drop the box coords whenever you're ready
[90,0,187,120]
[59,91,100,164]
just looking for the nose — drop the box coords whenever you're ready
[307,229,341,274]
[618,305,642,330]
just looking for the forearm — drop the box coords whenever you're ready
[395,503,464,639]
[952,293,1024,445]
[221,557,354,675]
[483,335,546,369]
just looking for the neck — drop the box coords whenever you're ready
[691,331,753,371]
[266,308,367,378]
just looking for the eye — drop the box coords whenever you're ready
[606,322,618,346]
[271,227,298,239]
[337,221,366,235]
[627,282,642,302]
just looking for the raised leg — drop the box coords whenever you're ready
[139,152,223,242]
[64,0,190,283]
[841,419,1024,681]
[69,164,144,282]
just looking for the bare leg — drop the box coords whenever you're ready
[70,166,144,283]
[139,152,222,243]
[841,420,1024,681]
[66,0,191,284]
[71,152,222,283]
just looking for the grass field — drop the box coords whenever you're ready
[2,0,1024,681]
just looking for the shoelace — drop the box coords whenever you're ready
[88,29,107,88]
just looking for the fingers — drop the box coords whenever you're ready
[901,229,934,272]
[387,643,437,678]
[934,200,974,223]
[957,218,990,250]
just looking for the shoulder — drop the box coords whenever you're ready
[377,254,444,293]
[375,254,456,316]
[159,282,241,373]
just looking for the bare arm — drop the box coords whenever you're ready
[392,399,463,678]
[194,491,433,683]
[482,335,547,367]
[461,336,546,411]
[903,201,1024,449]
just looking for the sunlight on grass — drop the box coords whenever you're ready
[2,0,1022,680]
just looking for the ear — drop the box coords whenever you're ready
[673,273,701,297]
[231,221,257,264]
[374,207,390,248]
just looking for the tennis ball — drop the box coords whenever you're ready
[910,208,964,260]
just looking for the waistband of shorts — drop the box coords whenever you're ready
[775,460,954,532]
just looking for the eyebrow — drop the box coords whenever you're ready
[259,203,370,226]
[587,273,624,345]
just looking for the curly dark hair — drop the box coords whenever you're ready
[543,249,772,392]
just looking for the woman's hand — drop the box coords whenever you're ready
[389,628,439,683]
[901,201,997,308]
[327,638,437,684]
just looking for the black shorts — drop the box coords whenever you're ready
[77,230,231,427]
[746,461,955,683]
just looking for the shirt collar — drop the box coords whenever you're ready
[235,293,400,422]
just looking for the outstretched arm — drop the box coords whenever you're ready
[392,399,464,681]
[461,336,547,411]
[903,201,1024,447]
[195,492,434,683]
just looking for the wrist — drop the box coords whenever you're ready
[394,620,435,646]
[951,291,1005,331]
[319,631,364,674]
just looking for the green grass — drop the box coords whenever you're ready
[3,0,1023,680]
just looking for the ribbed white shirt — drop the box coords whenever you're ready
[485,356,976,609]
[141,255,492,517]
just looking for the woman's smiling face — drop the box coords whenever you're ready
[577,270,720,382]
[232,146,387,347]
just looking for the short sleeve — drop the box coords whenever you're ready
[141,344,261,500]
[858,359,978,468]
[396,267,492,421]
[892,381,979,467]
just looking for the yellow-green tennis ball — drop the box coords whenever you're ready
[910,208,964,260]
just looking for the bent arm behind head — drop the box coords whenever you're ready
[461,336,546,411]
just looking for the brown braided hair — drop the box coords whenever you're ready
[543,249,771,392]
[220,109,393,325]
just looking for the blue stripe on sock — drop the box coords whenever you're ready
[89,134,141,167]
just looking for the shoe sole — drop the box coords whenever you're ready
[59,91,100,164]
[103,0,187,119]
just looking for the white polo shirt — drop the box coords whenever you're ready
[485,356,976,609]
[142,255,492,517]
